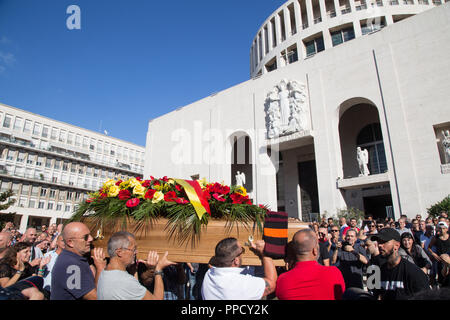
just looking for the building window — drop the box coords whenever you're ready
[331,26,355,46]
[6,150,15,161]
[3,114,12,128]
[13,117,23,131]
[361,18,386,35]
[51,128,58,140]
[356,123,387,174]
[47,201,54,210]
[56,203,63,211]
[304,35,325,57]
[38,200,45,209]
[40,188,47,197]
[49,189,56,198]
[33,123,41,136]
[59,130,66,143]
[42,126,49,138]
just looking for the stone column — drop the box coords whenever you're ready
[334,0,342,16]
[293,0,303,32]
[284,7,292,38]
[305,0,314,28]
[267,22,274,51]
[319,0,328,22]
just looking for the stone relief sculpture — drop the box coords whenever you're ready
[442,130,450,163]
[265,79,309,139]
[235,171,246,187]
[357,147,370,177]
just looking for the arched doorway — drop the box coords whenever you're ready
[338,100,393,220]
[229,132,253,193]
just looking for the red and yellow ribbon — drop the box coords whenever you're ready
[174,179,211,220]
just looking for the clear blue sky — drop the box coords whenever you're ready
[0,0,286,146]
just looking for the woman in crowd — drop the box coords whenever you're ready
[0,242,50,287]
[399,232,432,275]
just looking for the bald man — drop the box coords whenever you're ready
[0,231,12,259]
[50,222,103,300]
[276,228,346,300]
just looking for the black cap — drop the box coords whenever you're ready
[370,228,401,243]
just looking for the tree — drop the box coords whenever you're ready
[0,189,16,230]
[427,195,450,218]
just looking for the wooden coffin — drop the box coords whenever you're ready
[86,219,309,267]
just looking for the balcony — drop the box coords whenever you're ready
[0,168,94,192]
[0,131,143,175]
[337,172,390,190]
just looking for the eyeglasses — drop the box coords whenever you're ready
[70,234,91,241]
[231,247,245,261]
[369,225,375,228]
[331,229,339,232]
[120,247,137,254]
[318,232,327,236]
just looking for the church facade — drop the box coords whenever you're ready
[145,2,450,221]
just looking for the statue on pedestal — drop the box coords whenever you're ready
[357,147,370,177]
[235,171,246,187]
[442,130,450,163]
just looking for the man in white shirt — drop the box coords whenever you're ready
[201,237,277,300]
[42,235,65,294]
[97,231,175,300]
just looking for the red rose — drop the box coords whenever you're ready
[175,185,182,192]
[164,191,177,202]
[118,189,131,200]
[230,193,247,204]
[126,198,140,208]
[136,177,142,181]
[161,176,169,182]
[142,180,151,188]
[144,189,156,200]
[99,193,107,199]
[115,179,123,186]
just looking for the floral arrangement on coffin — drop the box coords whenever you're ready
[70,176,268,245]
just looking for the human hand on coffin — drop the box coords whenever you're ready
[250,240,266,258]
[155,251,176,272]
[92,247,107,270]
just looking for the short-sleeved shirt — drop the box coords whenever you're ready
[97,269,147,300]
[50,249,95,300]
[375,258,430,300]
[276,261,345,300]
[42,250,59,292]
[201,267,265,300]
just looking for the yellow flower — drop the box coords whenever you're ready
[103,179,116,188]
[152,191,164,203]
[119,180,130,189]
[198,178,208,189]
[129,178,141,188]
[108,185,120,197]
[236,186,247,197]
[133,185,146,197]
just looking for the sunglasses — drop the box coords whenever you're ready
[70,234,91,241]
[331,229,339,232]
[233,247,245,260]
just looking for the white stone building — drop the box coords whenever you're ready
[0,103,145,232]
[146,2,450,221]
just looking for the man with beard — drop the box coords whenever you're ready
[371,228,430,300]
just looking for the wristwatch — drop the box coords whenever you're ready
[16,270,23,275]
[154,270,164,277]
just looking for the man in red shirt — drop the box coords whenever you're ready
[342,218,360,238]
[276,228,346,300]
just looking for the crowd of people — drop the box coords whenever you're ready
[0,211,448,300]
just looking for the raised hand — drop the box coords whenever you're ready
[92,247,107,270]
[39,255,51,269]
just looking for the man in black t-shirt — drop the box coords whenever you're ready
[371,228,430,300]
[318,227,330,266]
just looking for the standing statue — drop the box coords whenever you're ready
[235,171,246,187]
[442,130,450,163]
[278,80,291,128]
[357,147,370,176]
